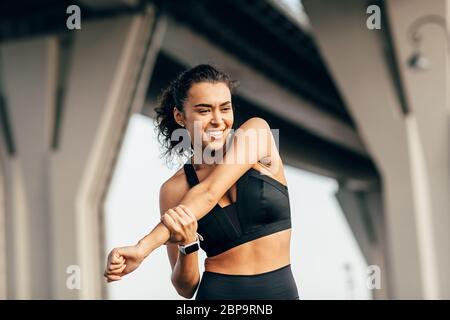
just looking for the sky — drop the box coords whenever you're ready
[104,114,371,300]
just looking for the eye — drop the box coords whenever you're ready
[198,109,210,114]
[221,107,232,111]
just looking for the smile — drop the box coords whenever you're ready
[206,130,224,139]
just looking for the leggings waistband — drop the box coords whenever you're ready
[196,264,299,300]
[203,264,292,278]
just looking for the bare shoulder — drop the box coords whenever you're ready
[238,117,271,131]
[159,167,190,215]
[236,117,281,166]
[238,117,285,177]
[160,167,188,196]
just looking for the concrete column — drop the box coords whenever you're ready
[0,141,6,299]
[303,0,442,298]
[1,37,56,299]
[336,185,389,299]
[0,5,163,299]
[386,0,450,299]
[50,9,161,299]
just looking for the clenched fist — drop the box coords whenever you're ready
[104,245,144,283]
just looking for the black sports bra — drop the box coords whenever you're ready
[183,161,292,257]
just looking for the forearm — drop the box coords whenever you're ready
[136,222,171,258]
[137,184,217,257]
[171,252,200,298]
[178,182,217,220]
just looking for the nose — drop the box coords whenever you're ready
[211,108,223,125]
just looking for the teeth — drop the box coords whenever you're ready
[206,130,223,138]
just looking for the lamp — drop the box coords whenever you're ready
[407,14,449,71]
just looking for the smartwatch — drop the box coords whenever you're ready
[178,233,203,255]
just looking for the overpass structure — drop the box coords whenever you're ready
[0,0,448,299]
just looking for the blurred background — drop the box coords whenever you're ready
[0,0,449,300]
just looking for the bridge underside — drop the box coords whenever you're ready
[0,0,448,299]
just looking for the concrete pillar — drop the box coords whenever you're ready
[336,185,389,299]
[386,0,450,299]
[1,38,56,299]
[50,9,162,299]
[0,6,163,298]
[303,0,448,298]
[0,137,6,299]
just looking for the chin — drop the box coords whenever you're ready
[203,141,225,152]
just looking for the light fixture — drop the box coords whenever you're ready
[407,50,430,71]
[407,14,449,71]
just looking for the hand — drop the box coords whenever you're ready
[161,204,198,245]
[104,245,145,283]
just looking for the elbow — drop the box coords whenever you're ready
[177,288,196,299]
[173,282,199,299]
[171,276,199,299]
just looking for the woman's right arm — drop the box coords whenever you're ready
[159,179,200,299]
[104,178,201,298]
[135,117,277,257]
[105,117,277,283]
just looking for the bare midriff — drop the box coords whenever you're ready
[203,229,292,275]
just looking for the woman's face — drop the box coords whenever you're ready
[176,82,234,153]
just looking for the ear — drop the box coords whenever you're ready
[173,107,185,127]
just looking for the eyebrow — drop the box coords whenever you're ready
[193,101,231,108]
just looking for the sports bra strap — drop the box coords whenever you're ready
[183,162,200,187]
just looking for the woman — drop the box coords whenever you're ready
[104,64,299,300]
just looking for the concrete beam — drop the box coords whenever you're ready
[160,16,368,156]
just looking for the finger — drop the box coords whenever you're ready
[108,260,125,271]
[110,257,124,266]
[106,274,122,282]
[161,213,177,229]
[166,208,180,220]
[162,214,183,236]
[111,250,124,264]
[178,209,197,229]
[172,207,193,227]
[178,205,196,221]
[175,207,197,230]
[172,207,190,226]
[165,211,183,230]
[104,269,119,278]
[107,264,127,276]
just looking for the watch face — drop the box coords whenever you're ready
[183,242,199,254]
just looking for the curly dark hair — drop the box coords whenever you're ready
[154,64,237,166]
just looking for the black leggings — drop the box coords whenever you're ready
[195,264,299,300]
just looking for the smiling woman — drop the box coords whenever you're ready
[104,64,299,300]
